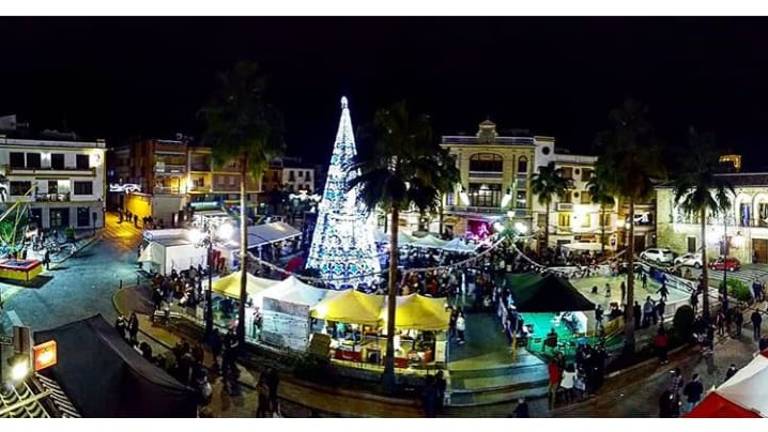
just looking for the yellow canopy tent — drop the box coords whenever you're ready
[382,294,451,331]
[310,289,385,326]
[212,272,280,300]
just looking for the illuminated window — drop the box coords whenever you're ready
[468,183,501,207]
[517,156,528,175]
[600,213,611,227]
[580,214,591,228]
[469,154,503,172]
[558,213,571,227]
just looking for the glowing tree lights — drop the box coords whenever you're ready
[305,97,381,288]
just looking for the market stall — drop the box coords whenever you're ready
[441,238,478,254]
[380,294,451,368]
[138,236,207,276]
[210,272,281,339]
[506,274,596,356]
[0,258,43,282]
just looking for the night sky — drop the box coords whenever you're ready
[1,17,768,167]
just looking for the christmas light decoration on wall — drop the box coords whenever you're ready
[305,96,381,288]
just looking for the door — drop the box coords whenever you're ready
[634,235,646,253]
[687,236,697,253]
[752,239,768,264]
[49,208,70,228]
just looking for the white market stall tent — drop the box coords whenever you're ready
[441,238,478,253]
[139,231,207,276]
[410,234,448,249]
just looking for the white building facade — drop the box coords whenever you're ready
[0,136,107,230]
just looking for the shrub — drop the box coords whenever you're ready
[672,305,695,342]
[293,352,335,384]
[64,226,76,241]
[719,278,752,302]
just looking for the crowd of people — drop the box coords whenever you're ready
[546,344,608,409]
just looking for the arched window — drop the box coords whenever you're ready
[517,156,528,174]
[469,153,503,172]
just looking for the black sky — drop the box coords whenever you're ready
[1,17,768,167]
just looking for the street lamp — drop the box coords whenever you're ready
[189,222,234,338]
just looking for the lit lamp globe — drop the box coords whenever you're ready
[187,228,204,244]
[216,223,235,241]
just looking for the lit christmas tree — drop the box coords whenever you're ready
[305,96,381,288]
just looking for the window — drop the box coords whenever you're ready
[73,181,93,195]
[10,181,31,196]
[580,214,591,228]
[289,171,296,182]
[560,167,573,179]
[581,168,593,182]
[517,156,528,175]
[306,170,312,179]
[9,152,24,168]
[49,208,69,228]
[541,146,551,155]
[217,175,225,185]
[599,213,611,227]
[559,191,572,204]
[76,154,90,169]
[228,176,235,186]
[48,180,58,194]
[515,190,527,209]
[469,153,503,172]
[558,213,571,227]
[51,154,65,169]
[446,192,455,206]
[581,191,592,204]
[468,183,502,207]
[26,153,41,169]
[297,170,303,178]
[77,207,90,227]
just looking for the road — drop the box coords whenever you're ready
[2,212,142,332]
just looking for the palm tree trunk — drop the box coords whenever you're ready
[438,199,444,237]
[600,204,606,255]
[237,154,248,345]
[624,197,636,354]
[701,207,710,319]
[382,206,399,392]
[543,200,550,253]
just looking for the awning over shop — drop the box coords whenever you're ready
[240,222,302,248]
[382,294,450,330]
[509,274,596,312]
[311,289,385,325]
[212,272,280,300]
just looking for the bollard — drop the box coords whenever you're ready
[119,279,123,290]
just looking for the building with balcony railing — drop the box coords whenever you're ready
[433,120,536,238]
[656,172,768,265]
[532,141,621,250]
[0,128,106,230]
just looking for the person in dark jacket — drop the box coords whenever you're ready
[751,310,763,341]
[633,301,642,330]
[435,370,447,412]
[725,364,739,382]
[421,375,439,418]
[658,390,675,418]
[208,328,223,372]
[127,312,140,344]
[682,374,704,414]
[733,308,743,337]
[512,397,530,417]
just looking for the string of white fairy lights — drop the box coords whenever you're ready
[247,235,509,286]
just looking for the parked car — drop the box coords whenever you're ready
[674,252,703,268]
[640,248,675,264]
[709,257,741,271]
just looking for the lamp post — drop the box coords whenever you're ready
[189,222,233,338]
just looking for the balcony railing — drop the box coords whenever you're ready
[445,205,504,215]
[8,166,96,176]
[154,186,181,195]
[35,193,71,202]
[468,171,503,179]
[557,202,573,211]
[189,185,212,193]
[190,163,212,172]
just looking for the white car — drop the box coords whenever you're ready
[640,248,675,264]
[674,252,703,268]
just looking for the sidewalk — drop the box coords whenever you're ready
[113,286,423,417]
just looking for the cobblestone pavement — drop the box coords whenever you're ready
[2,212,141,332]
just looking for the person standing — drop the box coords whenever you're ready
[604,283,611,299]
[725,363,738,382]
[751,309,763,341]
[733,308,744,337]
[716,310,726,337]
[266,368,280,414]
[595,305,604,333]
[690,290,699,314]
[642,271,648,289]
[547,359,562,409]
[435,370,447,412]
[43,249,51,270]
[512,398,530,417]
[620,281,627,304]
[682,374,704,414]
[456,312,466,344]
[633,301,642,330]
[128,312,140,344]
[657,281,670,302]
[654,326,669,364]
[643,297,655,328]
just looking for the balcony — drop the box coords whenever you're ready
[445,205,505,216]
[468,171,503,180]
[190,163,211,172]
[155,164,187,174]
[35,193,71,202]
[557,202,573,211]
[8,166,96,176]
[154,186,181,195]
[188,185,212,193]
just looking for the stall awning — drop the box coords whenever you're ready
[375,230,416,247]
[687,351,768,418]
[561,242,603,252]
[411,234,448,249]
[441,238,478,253]
[382,294,450,331]
[242,222,302,248]
[212,272,280,300]
[311,289,385,325]
[509,274,596,312]
[256,276,334,308]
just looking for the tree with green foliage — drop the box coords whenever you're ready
[595,99,666,353]
[586,165,616,254]
[531,162,571,252]
[348,101,459,392]
[200,61,284,343]
[672,128,734,320]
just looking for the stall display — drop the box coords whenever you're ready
[0,258,43,282]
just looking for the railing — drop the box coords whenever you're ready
[153,186,180,195]
[441,136,535,145]
[557,202,573,211]
[189,163,211,172]
[8,166,95,175]
[445,205,504,215]
[155,164,186,174]
[468,171,503,179]
[188,185,211,193]
[35,193,71,202]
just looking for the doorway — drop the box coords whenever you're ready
[687,236,697,253]
[753,239,768,264]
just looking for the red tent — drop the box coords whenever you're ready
[285,255,305,273]
[686,393,761,418]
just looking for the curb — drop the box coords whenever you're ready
[49,233,102,267]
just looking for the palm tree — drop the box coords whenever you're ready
[531,162,571,252]
[595,99,665,354]
[200,61,284,344]
[348,101,459,392]
[586,166,616,254]
[672,128,734,320]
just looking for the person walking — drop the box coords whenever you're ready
[751,309,763,341]
[604,283,611,299]
[716,310,726,337]
[733,308,744,337]
[127,312,140,344]
[725,363,738,382]
[654,326,669,365]
[682,374,704,414]
[643,297,655,328]
[547,359,562,409]
[657,281,670,302]
[115,315,127,340]
[642,271,648,289]
[690,290,699,314]
[208,328,223,372]
[456,312,466,344]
